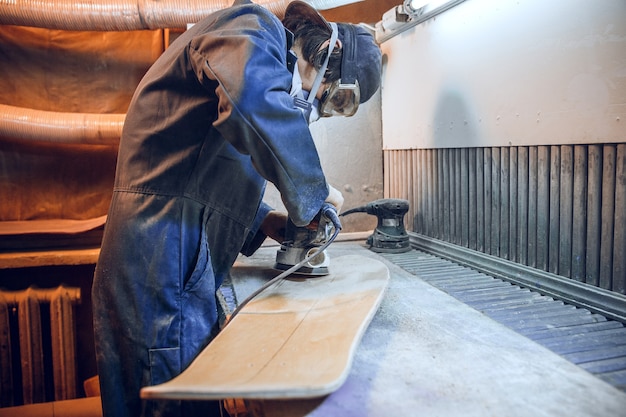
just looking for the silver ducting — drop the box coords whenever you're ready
[0,0,362,31]
[0,104,124,145]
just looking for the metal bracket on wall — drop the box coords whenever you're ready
[375,0,468,43]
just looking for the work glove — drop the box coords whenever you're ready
[325,184,344,214]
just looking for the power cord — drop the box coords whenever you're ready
[226,204,342,324]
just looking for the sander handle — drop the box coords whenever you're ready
[321,202,342,231]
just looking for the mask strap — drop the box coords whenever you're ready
[307,22,339,105]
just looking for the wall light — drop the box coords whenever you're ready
[378,4,410,33]
[375,0,468,43]
[403,0,428,17]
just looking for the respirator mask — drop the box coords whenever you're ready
[290,68,321,124]
[290,22,341,124]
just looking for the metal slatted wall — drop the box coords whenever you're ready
[384,144,626,295]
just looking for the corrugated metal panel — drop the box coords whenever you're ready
[382,249,626,391]
[384,144,626,294]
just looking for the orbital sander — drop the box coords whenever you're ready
[341,198,411,253]
[274,203,342,276]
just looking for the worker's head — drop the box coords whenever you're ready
[282,1,382,119]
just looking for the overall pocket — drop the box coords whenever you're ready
[182,203,215,294]
[148,347,181,386]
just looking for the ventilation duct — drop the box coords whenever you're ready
[0,0,361,144]
[0,104,124,146]
[0,0,362,31]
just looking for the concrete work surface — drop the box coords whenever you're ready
[229,241,626,417]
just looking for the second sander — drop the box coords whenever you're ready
[341,198,411,253]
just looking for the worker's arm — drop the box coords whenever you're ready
[188,4,329,227]
[260,211,288,243]
[240,202,287,256]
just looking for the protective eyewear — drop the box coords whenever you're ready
[300,22,362,119]
[319,79,360,117]
[319,23,361,118]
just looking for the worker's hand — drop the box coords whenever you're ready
[325,184,344,213]
[261,211,288,243]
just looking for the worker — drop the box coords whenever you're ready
[91,1,381,416]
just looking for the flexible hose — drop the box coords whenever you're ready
[227,204,342,323]
[0,0,362,31]
[0,104,124,145]
[0,0,361,144]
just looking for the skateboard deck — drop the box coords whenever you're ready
[140,254,389,400]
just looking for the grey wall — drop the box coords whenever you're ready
[381,0,626,150]
[379,0,626,293]
[263,89,383,233]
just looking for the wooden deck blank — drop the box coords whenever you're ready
[141,254,389,400]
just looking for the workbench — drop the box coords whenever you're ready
[228,241,626,417]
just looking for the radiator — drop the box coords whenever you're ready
[0,286,80,407]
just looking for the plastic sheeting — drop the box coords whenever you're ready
[0,27,162,227]
[0,0,375,243]
[0,26,163,113]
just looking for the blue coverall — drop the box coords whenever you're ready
[92,2,329,416]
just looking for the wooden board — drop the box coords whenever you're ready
[140,254,389,400]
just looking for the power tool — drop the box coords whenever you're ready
[274,203,342,276]
[340,198,411,253]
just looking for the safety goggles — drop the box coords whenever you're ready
[303,22,362,119]
[319,79,360,117]
[319,23,361,118]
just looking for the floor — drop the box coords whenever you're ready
[226,240,626,417]
[379,249,626,392]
